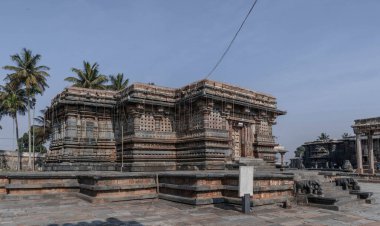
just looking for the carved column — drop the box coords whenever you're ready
[246,123,253,157]
[280,153,284,167]
[355,134,363,174]
[368,131,375,174]
[253,116,260,158]
[132,112,141,131]
[202,107,210,129]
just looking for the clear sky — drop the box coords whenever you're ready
[1,0,380,161]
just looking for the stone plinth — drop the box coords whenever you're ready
[0,171,294,207]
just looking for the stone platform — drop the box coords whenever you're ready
[0,170,294,207]
[0,183,379,225]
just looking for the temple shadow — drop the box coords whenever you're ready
[212,203,241,212]
[47,217,144,226]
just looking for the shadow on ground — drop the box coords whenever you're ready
[47,217,144,226]
[213,203,242,212]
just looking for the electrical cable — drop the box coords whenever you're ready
[205,0,259,79]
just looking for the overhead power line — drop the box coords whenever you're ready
[205,0,259,79]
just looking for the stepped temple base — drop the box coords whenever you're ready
[43,158,272,172]
[0,170,294,206]
[43,163,117,171]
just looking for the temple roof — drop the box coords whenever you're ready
[50,79,286,115]
[352,117,380,134]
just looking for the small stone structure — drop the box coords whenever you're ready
[342,160,353,172]
[44,80,286,171]
[352,117,380,174]
[274,145,287,167]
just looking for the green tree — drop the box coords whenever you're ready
[341,133,350,139]
[108,73,129,91]
[65,61,108,89]
[294,146,305,157]
[318,133,330,141]
[18,129,47,154]
[0,82,28,170]
[0,109,3,130]
[3,48,50,169]
[33,108,51,147]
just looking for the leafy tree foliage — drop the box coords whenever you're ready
[318,133,330,141]
[295,146,305,157]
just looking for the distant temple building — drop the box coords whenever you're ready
[44,80,286,171]
[294,118,380,173]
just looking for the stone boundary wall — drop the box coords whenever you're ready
[0,151,45,171]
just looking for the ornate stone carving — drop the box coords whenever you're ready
[45,80,285,171]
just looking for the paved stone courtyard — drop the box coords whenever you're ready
[0,183,379,226]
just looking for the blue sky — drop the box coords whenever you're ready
[1,0,380,160]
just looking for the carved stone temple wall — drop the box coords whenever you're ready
[44,80,285,171]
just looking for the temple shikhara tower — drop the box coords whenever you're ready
[44,79,286,171]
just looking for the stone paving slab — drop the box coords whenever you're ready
[0,183,379,225]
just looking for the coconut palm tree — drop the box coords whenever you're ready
[33,108,51,146]
[65,61,108,89]
[0,82,28,170]
[0,108,3,130]
[108,73,129,91]
[3,48,50,169]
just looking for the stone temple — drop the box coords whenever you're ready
[44,79,286,171]
[2,80,375,212]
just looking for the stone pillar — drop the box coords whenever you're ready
[132,112,141,131]
[368,131,375,174]
[280,153,284,167]
[202,109,210,129]
[355,134,363,174]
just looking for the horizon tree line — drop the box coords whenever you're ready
[0,48,129,171]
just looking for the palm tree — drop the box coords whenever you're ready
[0,108,3,130]
[108,73,129,91]
[295,146,305,158]
[318,133,330,141]
[3,48,50,169]
[33,108,51,146]
[0,82,28,170]
[65,61,108,89]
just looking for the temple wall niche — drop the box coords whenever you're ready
[189,108,202,130]
[140,112,155,131]
[257,118,274,143]
[158,116,173,132]
[66,116,77,138]
[51,120,64,143]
